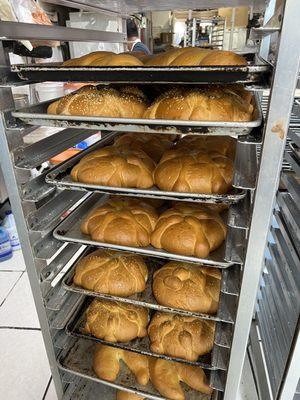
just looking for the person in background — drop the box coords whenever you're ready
[127,19,151,55]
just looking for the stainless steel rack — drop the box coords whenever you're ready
[0,1,299,400]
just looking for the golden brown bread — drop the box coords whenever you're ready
[63,51,143,66]
[200,50,247,66]
[81,197,158,247]
[174,135,236,160]
[149,358,213,400]
[93,344,149,385]
[154,148,233,194]
[70,145,156,189]
[153,261,221,314]
[84,299,148,342]
[116,391,145,400]
[47,85,148,118]
[114,133,174,163]
[148,312,215,361]
[73,249,148,297]
[143,87,253,122]
[145,48,188,66]
[150,203,227,258]
[47,99,60,114]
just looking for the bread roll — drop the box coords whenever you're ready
[47,99,60,114]
[63,51,143,66]
[200,50,247,66]
[116,391,145,400]
[81,197,158,247]
[84,299,148,342]
[174,135,236,160]
[145,47,210,66]
[148,312,215,361]
[154,148,233,194]
[149,358,212,400]
[153,261,221,314]
[114,133,174,163]
[143,87,253,122]
[93,344,149,385]
[71,145,155,189]
[150,203,227,258]
[145,48,188,66]
[73,249,148,297]
[47,86,148,118]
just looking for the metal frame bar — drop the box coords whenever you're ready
[224,1,300,399]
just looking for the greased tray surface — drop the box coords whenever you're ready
[65,297,230,371]
[53,193,246,267]
[62,247,240,324]
[58,338,215,399]
[11,93,262,137]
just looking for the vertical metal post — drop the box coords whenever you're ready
[224,1,300,399]
[259,0,277,60]
[228,7,236,50]
[192,17,196,47]
[0,90,64,399]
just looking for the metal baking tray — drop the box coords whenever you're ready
[58,338,219,400]
[53,193,246,268]
[11,93,262,137]
[62,247,239,323]
[11,62,270,84]
[65,297,230,371]
[46,136,247,205]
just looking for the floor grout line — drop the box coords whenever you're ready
[0,326,41,331]
[42,377,52,400]
[0,271,24,307]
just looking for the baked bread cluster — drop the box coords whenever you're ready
[93,344,212,400]
[148,312,215,361]
[47,85,148,118]
[153,261,221,314]
[73,249,148,297]
[63,51,143,66]
[84,299,148,342]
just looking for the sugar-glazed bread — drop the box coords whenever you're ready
[71,145,156,189]
[154,148,233,194]
[93,344,149,385]
[84,299,148,342]
[143,86,253,122]
[148,312,215,361]
[47,85,148,118]
[149,357,212,400]
[116,391,145,400]
[150,203,227,258]
[73,249,148,297]
[114,133,174,163]
[63,51,143,66]
[153,261,221,314]
[81,197,158,247]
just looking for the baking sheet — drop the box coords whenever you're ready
[62,247,239,324]
[11,93,262,137]
[53,193,246,267]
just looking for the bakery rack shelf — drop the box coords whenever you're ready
[11,93,263,138]
[58,337,225,397]
[62,247,240,323]
[65,297,231,371]
[53,192,247,268]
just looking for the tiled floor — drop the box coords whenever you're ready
[0,250,257,400]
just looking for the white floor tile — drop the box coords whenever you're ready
[0,250,26,271]
[237,354,258,400]
[0,271,22,305]
[0,272,40,328]
[0,329,51,400]
[45,379,58,400]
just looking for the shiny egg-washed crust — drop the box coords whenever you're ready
[154,148,233,194]
[47,85,148,118]
[174,135,236,160]
[148,312,215,361]
[116,390,145,400]
[73,249,148,297]
[80,197,158,247]
[84,299,148,342]
[114,132,174,163]
[93,344,149,385]
[70,145,156,189]
[62,51,143,66]
[153,261,221,314]
[150,203,227,258]
[143,86,253,122]
[149,357,213,400]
